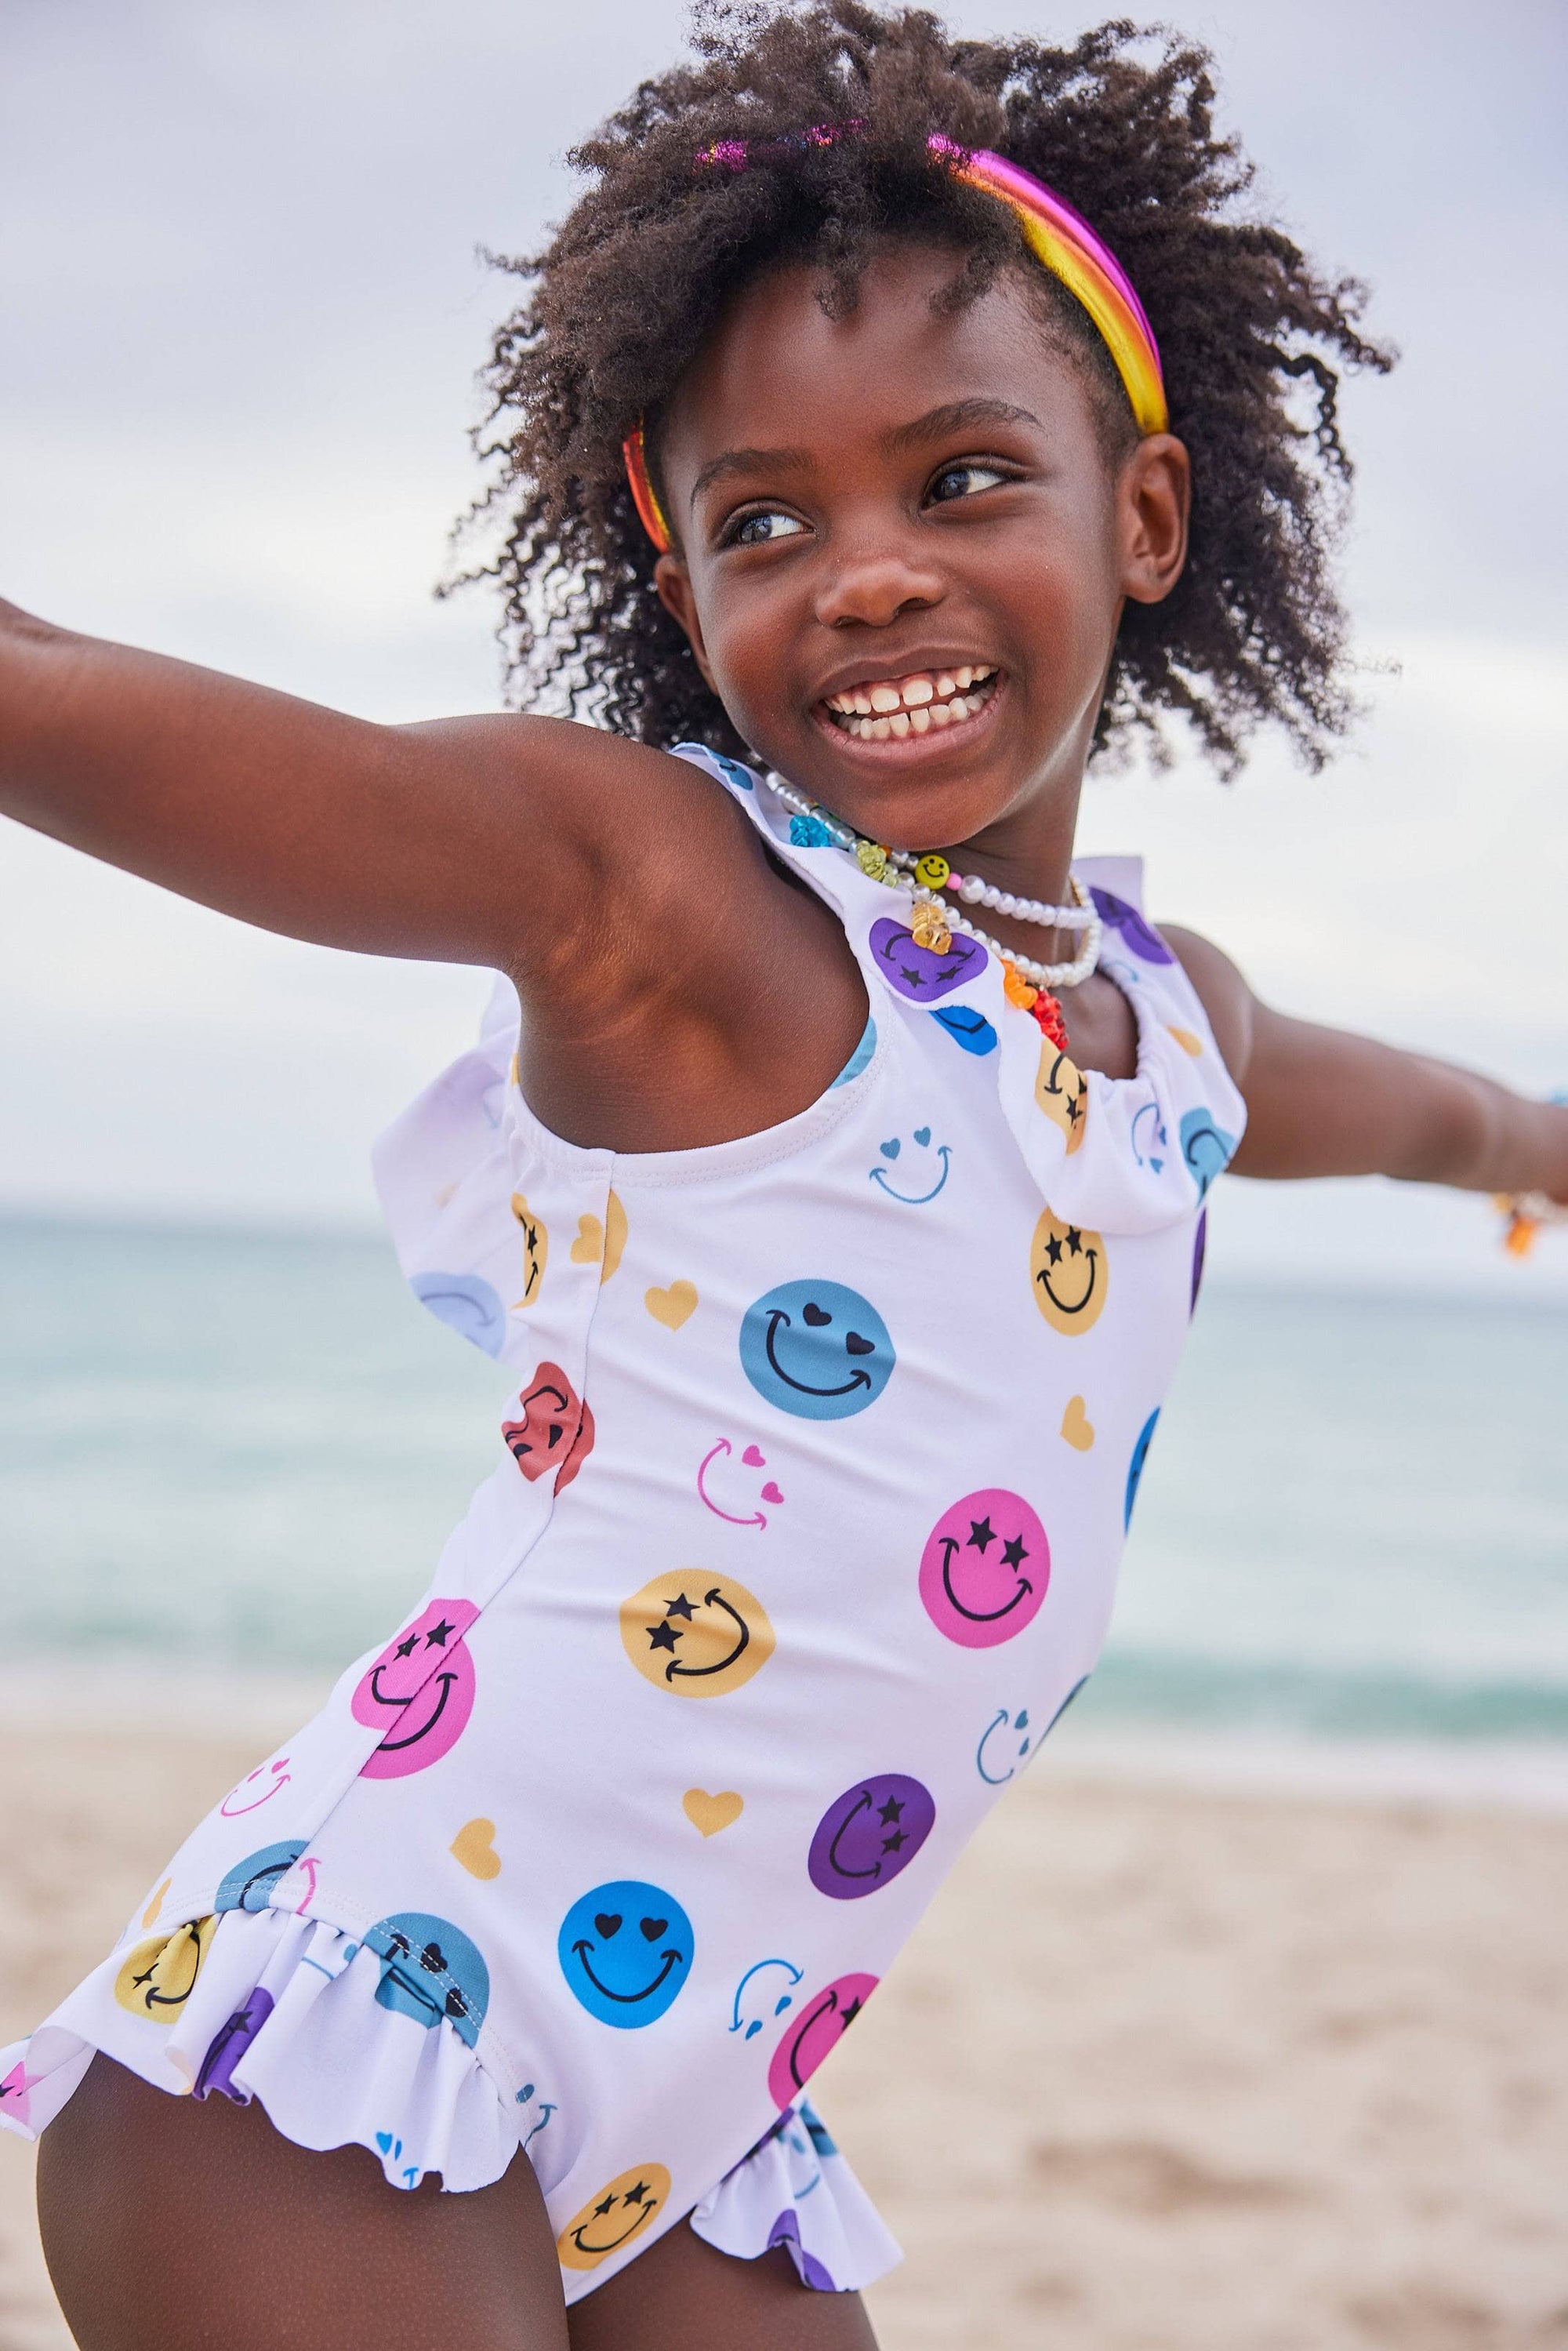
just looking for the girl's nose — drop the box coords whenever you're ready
[812,547,946,631]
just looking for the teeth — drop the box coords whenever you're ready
[826,668,998,739]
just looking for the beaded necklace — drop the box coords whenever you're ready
[770,778,1101,1054]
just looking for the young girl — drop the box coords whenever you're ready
[5,9,1564,2347]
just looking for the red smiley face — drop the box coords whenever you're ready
[502,1361,596,1494]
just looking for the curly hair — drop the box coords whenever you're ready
[452,5,1393,776]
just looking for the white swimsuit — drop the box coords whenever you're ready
[1,747,1244,2299]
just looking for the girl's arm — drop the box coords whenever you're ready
[0,600,741,975]
[1166,926,1568,1200]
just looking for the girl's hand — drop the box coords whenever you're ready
[1162,925,1568,1200]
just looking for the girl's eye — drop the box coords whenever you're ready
[728,510,807,547]
[928,462,1008,504]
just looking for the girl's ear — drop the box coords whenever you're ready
[654,556,720,692]
[1118,433,1191,606]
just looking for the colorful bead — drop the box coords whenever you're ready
[789,812,836,848]
[855,840,889,881]
[1029,990,1070,1052]
[910,903,953,954]
[1002,965,1038,1010]
[913,852,950,890]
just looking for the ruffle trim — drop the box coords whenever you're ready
[0,1906,517,2193]
[2,1910,902,2298]
[691,2101,902,2295]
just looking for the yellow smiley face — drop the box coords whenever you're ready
[510,1193,548,1309]
[557,2164,672,2271]
[1034,1046,1089,1155]
[1030,1210,1108,1335]
[113,1915,216,2022]
[619,1572,775,1699]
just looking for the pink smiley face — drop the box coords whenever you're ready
[767,1971,878,2109]
[219,1756,292,1817]
[350,1598,480,1779]
[695,1438,786,1529]
[918,1488,1050,1649]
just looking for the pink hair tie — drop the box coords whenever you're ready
[622,130,1167,554]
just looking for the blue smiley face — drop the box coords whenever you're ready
[559,1880,693,2028]
[869,1126,951,1205]
[365,1911,489,2050]
[215,1840,307,1915]
[1178,1108,1235,1203]
[410,1271,506,1357]
[739,1280,895,1420]
[1125,1410,1160,1528]
[930,1004,997,1056]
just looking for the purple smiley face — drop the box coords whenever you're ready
[808,1773,935,1899]
[869,918,985,1002]
[194,1986,275,2104]
[1089,888,1174,966]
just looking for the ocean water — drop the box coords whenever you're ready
[2,1216,1565,1746]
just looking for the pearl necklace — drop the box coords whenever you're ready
[770,778,1103,991]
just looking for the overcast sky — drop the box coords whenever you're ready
[3,0,1566,1293]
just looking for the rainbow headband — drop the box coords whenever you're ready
[621,131,1167,554]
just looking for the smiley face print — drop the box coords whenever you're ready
[113,1916,216,2022]
[1125,1410,1160,1528]
[219,1754,292,1818]
[365,1911,489,2050]
[1030,1211,1108,1335]
[214,1840,307,1914]
[1088,886,1175,966]
[931,1004,997,1056]
[920,1488,1051,1648]
[869,915,985,1002]
[807,1773,936,1899]
[1034,1048,1089,1154]
[766,1971,878,2109]
[194,1987,276,2103]
[350,1598,481,1779]
[695,1438,786,1529]
[869,1127,952,1204]
[619,1571,775,1698]
[501,1362,595,1493]
[410,1270,507,1358]
[558,1880,693,2029]
[557,2164,673,2272]
[1179,1106,1236,1203]
[510,1192,547,1308]
[739,1280,895,1421]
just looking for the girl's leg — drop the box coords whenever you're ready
[567,2215,882,2351]
[35,2053,569,2351]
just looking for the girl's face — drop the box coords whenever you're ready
[655,242,1189,867]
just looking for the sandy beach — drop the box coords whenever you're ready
[3,1715,1566,2351]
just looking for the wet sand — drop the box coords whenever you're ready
[3,1719,1566,2351]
